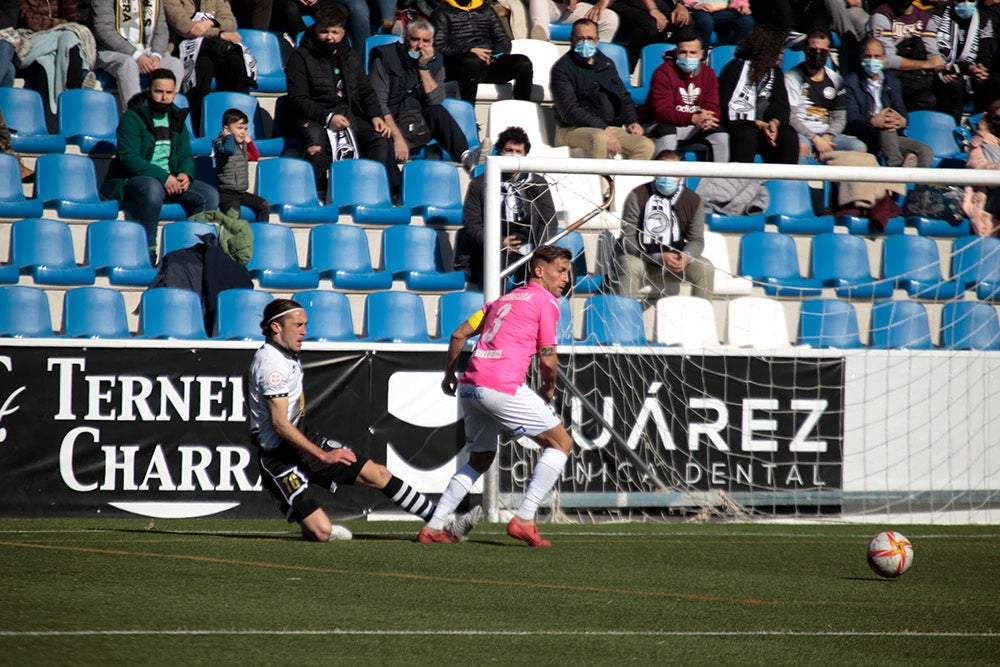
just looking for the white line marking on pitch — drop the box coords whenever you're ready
[0,630,997,638]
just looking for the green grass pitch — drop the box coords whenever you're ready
[1,519,997,665]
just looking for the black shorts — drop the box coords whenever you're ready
[257,433,369,523]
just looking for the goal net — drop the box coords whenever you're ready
[479,155,1000,525]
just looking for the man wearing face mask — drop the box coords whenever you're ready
[552,19,655,161]
[866,0,945,112]
[614,149,714,301]
[785,29,868,163]
[641,28,729,162]
[843,37,934,167]
[101,68,219,263]
[369,20,488,173]
[454,126,557,288]
[922,0,995,122]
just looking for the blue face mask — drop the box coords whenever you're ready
[408,49,421,59]
[955,1,976,20]
[574,40,598,59]
[654,176,680,196]
[861,58,884,76]
[676,57,700,73]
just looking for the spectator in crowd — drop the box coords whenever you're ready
[272,0,395,55]
[13,0,95,132]
[641,28,729,161]
[824,0,870,45]
[93,0,186,111]
[369,19,488,173]
[0,107,33,181]
[164,0,254,134]
[0,0,17,87]
[843,37,934,166]
[552,19,655,160]
[611,0,690,70]
[101,68,219,262]
[785,28,868,162]
[430,0,533,105]
[213,107,270,222]
[866,0,943,112]
[718,24,798,163]
[527,0,619,42]
[962,99,1000,236]
[922,0,995,122]
[615,149,714,301]
[681,0,754,48]
[285,5,399,200]
[454,126,557,287]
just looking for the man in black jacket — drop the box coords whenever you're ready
[369,19,487,171]
[454,126,557,288]
[552,19,654,161]
[285,5,399,199]
[430,0,533,105]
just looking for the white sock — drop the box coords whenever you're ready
[516,448,568,521]
[427,464,480,530]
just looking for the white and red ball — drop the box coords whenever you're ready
[867,530,914,578]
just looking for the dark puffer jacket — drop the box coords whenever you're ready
[430,0,511,57]
[285,26,383,124]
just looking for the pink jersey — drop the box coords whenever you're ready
[460,281,560,395]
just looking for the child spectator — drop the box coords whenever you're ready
[213,108,270,222]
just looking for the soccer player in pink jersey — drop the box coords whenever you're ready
[418,245,575,547]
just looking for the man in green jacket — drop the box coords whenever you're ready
[102,68,219,261]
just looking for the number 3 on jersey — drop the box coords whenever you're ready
[480,303,513,344]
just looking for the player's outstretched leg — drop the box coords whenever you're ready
[418,454,491,543]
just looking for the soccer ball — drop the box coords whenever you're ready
[867,530,914,578]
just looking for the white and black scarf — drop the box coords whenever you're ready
[178,12,258,93]
[931,7,989,67]
[727,60,775,123]
[640,187,683,253]
[116,0,159,52]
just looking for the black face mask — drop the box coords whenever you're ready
[806,50,828,70]
[148,98,172,115]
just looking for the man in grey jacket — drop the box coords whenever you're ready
[93,0,186,109]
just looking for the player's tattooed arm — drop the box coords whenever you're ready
[537,345,558,403]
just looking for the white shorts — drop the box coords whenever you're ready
[458,383,562,453]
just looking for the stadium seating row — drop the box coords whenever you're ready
[3,284,998,351]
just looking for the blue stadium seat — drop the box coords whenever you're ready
[598,42,646,104]
[699,180,768,232]
[255,157,339,223]
[739,231,823,297]
[708,44,736,71]
[246,223,320,289]
[0,263,17,284]
[237,29,286,92]
[364,290,433,343]
[441,98,481,159]
[140,287,208,339]
[882,234,964,299]
[0,87,66,153]
[10,218,95,285]
[402,160,463,226]
[836,212,906,235]
[291,289,360,341]
[308,224,392,290]
[940,301,1000,350]
[869,299,933,349]
[215,288,273,340]
[554,230,602,293]
[640,43,675,91]
[294,289,363,342]
[364,34,402,73]
[62,286,130,338]
[86,220,158,286]
[811,233,893,299]
[583,294,647,346]
[905,215,971,237]
[0,152,43,218]
[549,23,572,40]
[57,89,119,154]
[192,91,283,156]
[382,225,467,291]
[437,290,484,339]
[764,180,834,234]
[905,110,962,165]
[160,220,218,256]
[0,285,53,337]
[557,296,575,344]
[782,48,805,71]
[34,153,120,219]
[797,298,864,349]
[329,159,411,225]
[951,235,1000,301]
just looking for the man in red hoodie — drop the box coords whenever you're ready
[641,29,729,163]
